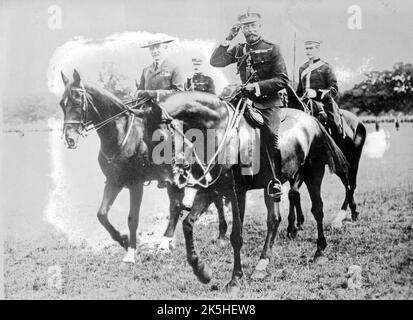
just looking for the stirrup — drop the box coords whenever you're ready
[267,178,283,200]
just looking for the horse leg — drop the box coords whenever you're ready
[158,184,185,252]
[287,183,298,239]
[97,182,127,249]
[295,190,305,229]
[348,153,362,221]
[305,163,327,261]
[294,178,305,229]
[122,183,144,263]
[251,190,281,280]
[213,194,228,247]
[331,171,351,229]
[183,189,214,284]
[347,123,366,221]
[225,184,244,295]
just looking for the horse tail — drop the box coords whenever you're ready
[354,121,367,152]
[315,120,349,176]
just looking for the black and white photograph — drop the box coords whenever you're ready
[1,0,412,303]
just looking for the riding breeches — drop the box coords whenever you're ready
[259,106,281,151]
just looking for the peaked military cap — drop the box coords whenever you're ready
[238,9,261,24]
[304,40,322,47]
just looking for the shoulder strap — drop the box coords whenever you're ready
[301,60,326,89]
[301,60,325,79]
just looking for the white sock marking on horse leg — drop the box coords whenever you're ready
[255,259,270,271]
[331,209,347,228]
[182,187,197,209]
[157,236,173,252]
[122,248,136,263]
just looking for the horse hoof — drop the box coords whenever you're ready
[251,269,266,280]
[225,282,240,296]
[351,211,359,221]
[332,210,347,229]
[287,230,297,240]
[216,238,227,248]
[119,262,132,271]
[196,264,212,284]
[122,248,136,264]
[157,237,173,253]
[120,235,129,250]
[314,256,328,265]
[251,259,269,280]
[312,250,327,264]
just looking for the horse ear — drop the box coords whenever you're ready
[73,69,81,86]
[61,71,69,86]
[135,80,139,89]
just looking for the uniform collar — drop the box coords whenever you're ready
[246,37,262,47]
[311,58,321,64]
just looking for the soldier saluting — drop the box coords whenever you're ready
[210,9,289,199]
[185,57,216,94]
[296,40,342,135]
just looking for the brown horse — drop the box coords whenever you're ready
[286,106,366,237]
[147,91,348,293]
[59,69,187,263]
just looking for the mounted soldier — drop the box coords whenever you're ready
[135,38,184,102]
[185,57,216,94]
[135,37,184,188]
[296,40,343,136]
[210,9,289,200]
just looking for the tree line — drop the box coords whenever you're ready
[338,62,413,116]
[4,61,413,125]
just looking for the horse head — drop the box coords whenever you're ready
[59,69,90,149]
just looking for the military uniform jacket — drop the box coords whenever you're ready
[138,58,184,100]
[296,58,338,99]
[210,38,289,108]
[191,73,215,94]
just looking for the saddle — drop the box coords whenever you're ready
[232,97,286,128]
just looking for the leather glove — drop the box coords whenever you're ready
[226,23,241,41]
[305,88,317,99]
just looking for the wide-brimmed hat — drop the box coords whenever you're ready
[140,38,174,48]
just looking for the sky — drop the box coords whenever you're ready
[1,0,412,106]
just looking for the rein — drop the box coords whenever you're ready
[64,84,148,164]
[159,97,246,188]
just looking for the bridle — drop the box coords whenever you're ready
[61,84,150,163]
[62,84,131,135]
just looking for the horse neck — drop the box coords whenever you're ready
[84,84,127,152]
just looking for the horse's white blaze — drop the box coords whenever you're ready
[122,248,136,264]
[255,258,270,271]
[182,187,197,208]
[331,209,347,228]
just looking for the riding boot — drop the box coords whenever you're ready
[267,148,283,201]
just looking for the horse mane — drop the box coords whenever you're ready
[161,92,223,127]
[83,82,125,113]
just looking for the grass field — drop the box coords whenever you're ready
[2,122,412,299]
